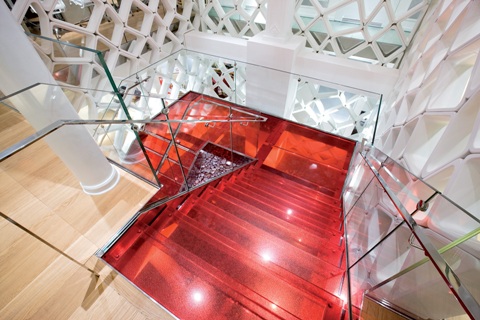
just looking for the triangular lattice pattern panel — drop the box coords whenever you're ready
[193,0,429,68]
[193,0,268,38]
[10,0,193,113]
[294,0,430,68]
[291,78,381,143]
[142,50,246,104]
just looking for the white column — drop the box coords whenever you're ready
[264,0,296,40]
[0,2,119,195]
[245,0,305,117]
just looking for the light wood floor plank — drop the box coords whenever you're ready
[0,104,35,150]
[0,168,90,254]
[0,221,59,311]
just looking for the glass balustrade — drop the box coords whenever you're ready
[343,145,480,320]
[0,84,266,190]
[118,49,383,145]
[18,35,382,189]
[19,32,385,145]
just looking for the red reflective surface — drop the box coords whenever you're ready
[103,92,356,319]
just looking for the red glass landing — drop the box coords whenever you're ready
[103,92,356,320]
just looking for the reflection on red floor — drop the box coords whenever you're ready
[103,92,356,319]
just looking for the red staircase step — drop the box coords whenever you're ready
[143,123,173,144]
[221,183,343,236]
[253,121,289,167]
[142,159,236,209]
[142,132,170,151]
[180,213,345,311]
[245,166,342,208]
[282,122,355,170]
[184,199,344,284]
[174,131,214,152]
[157,158,187,182]
[143,135,197,168]
[206,189,342,247]
[110,230,282,320]
[148,217,343,319]
[230,179,342,232]
[242,172,341,217]
[144,149,163,169]
[262,148,347,198]
[102,92,357,320]
[232,178,341,223]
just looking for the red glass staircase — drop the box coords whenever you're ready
[102,92,356,319]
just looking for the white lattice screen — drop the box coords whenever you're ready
[375,0,480,212]
[193,0,430,68]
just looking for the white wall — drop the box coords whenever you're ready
[375,0,480,210]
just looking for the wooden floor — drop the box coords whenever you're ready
[0,104,175,319]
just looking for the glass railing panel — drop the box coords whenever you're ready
[122,50,241,107]
[345,176,403,267]
[421,227,480,308]
[119,50,182,102]
[165,92,202,119]
[290,74,382,145]
[413,193,480,243]
[107,82,183,124]
[0,84,102,148]
[173,96,235,191]
[365,147,438,214]
[346,145,480,319]
[29,30,94,60]
[379,158,437,214]
[338,271,358,320]
[412,193,480,305]
[363,146,386,170]
[145,114,188,193]
[343,155,375,215]
[231,60,245,106]
[24,34,161,187]
[87,123,157,186]
[156,156,184,194]
[27,33,112,91]
[176,96,232,149]
[366,259,469,319]
[118,49,381,144]
[342,142,362,182]
[230,107,262,158]
[25,33,141,137]
[347,221,424,310]
[182,50,240,104]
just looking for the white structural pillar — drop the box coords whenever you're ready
[245,0,305,118]
[0,3,120,195]
[264,0,295,40]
